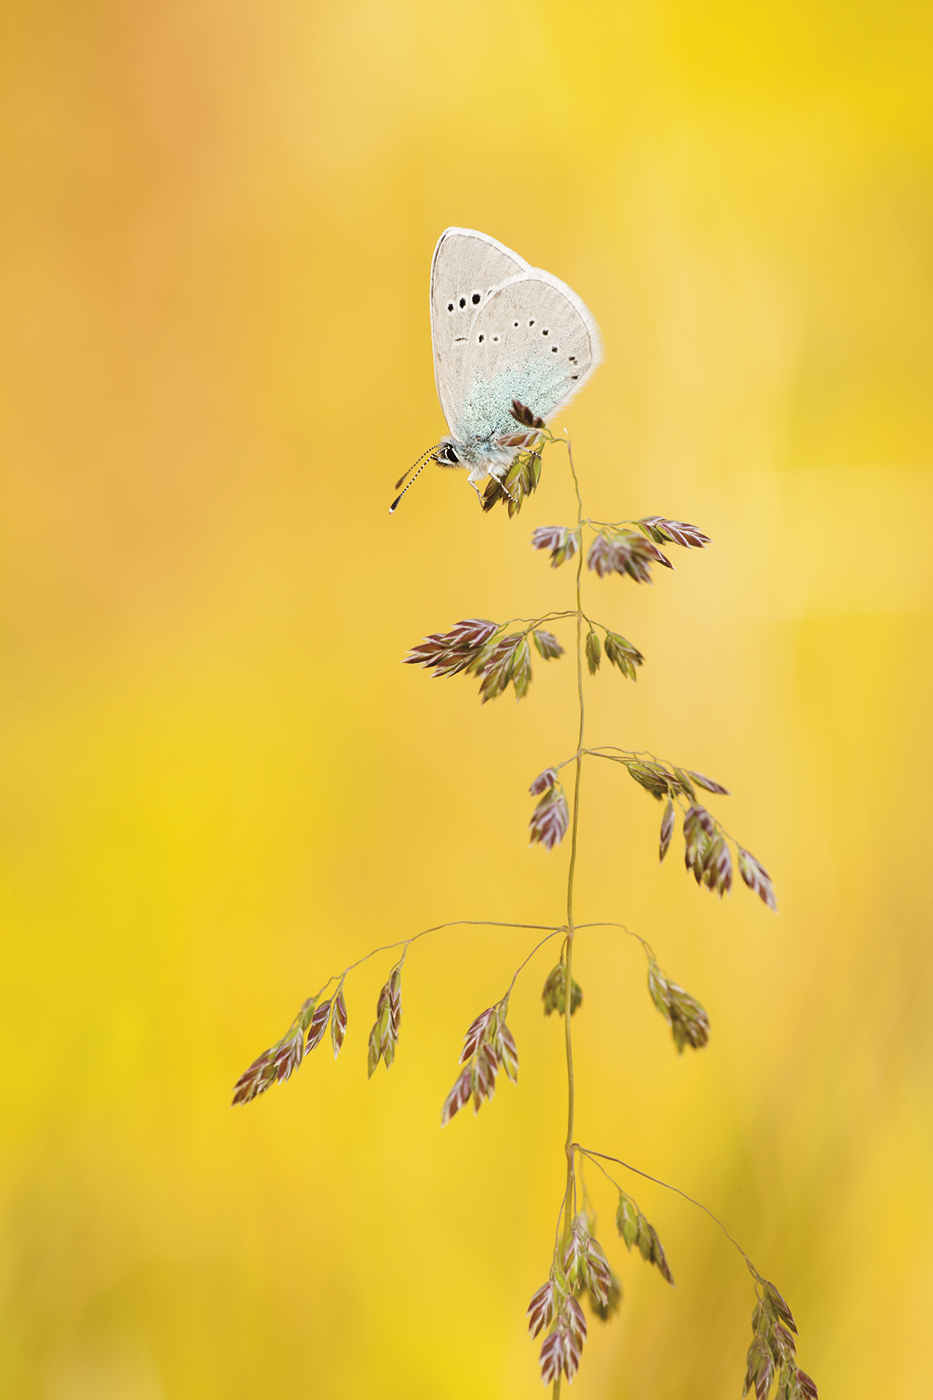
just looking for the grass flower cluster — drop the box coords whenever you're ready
[233,401,815,1398]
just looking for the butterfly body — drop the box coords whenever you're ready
[431,228,602,487]
[390,229,602,512]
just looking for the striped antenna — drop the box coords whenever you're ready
[389,444,443,514]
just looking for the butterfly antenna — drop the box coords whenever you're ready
[393,448,430,491]
[389,445,443,514]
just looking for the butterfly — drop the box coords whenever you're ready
[390,228,602,511]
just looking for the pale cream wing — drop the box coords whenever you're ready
[455,272,602,445]
[430,229,529,440]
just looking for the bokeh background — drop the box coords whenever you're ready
[3,1,932,1396]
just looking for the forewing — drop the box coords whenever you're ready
[430,229,529,439]
[455,272,602,444]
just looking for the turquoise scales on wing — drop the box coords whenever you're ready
[450,273,602,469]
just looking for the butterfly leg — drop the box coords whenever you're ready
[466,463,491,499]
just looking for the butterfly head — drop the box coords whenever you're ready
[390,437,520,513]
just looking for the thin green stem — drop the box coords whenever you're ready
[574,920,658,962]
[500,929,563,1007]
[501,610,579,628]
[553,439,586,1400]
[312,920,561,1001]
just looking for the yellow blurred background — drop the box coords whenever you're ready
[2,1,932,1396]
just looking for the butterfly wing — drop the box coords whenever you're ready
[454,271,602,447]
[430,229,530,440]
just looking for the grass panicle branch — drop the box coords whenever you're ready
[235,425,815,1399]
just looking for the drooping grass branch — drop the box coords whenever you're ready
[231,918,561,1106]
[574,1148,817,1400]
[233,407,816,1399]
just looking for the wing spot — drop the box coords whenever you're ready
[568,356,577,364]
[478,334,485,343]
[542,328,549,335]
[528,319,535,326]
[513,321,519,328]
[493,335,500,342]
[571,374,578,380]
[459,297,466,308]
[472,292,481,304]
[551,346,558,353]
[447,302,454,312]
